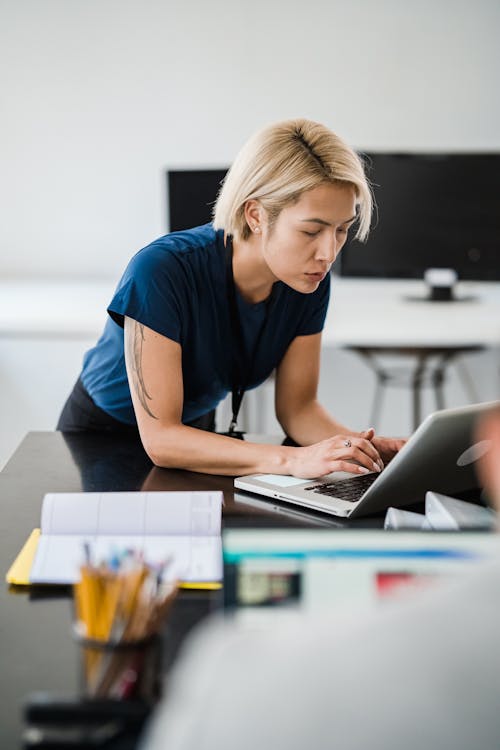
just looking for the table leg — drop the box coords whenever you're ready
[454,357,481,403]
[370,376,386,430]
[432,362,446,411]
[411,356,427,430]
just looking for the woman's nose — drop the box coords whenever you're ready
[315,232,338,264]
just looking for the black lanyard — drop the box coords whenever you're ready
[224,235,273,438]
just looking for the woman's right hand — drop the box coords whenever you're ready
[286,429,384,480]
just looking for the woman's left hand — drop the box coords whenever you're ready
[358,428,407,466]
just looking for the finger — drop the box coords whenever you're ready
[325,435,382,468]
[333,446,382,473]
[388,439,405,454]
[373,436,406,460]
[325,460,373,476]
[360,428,376,440]
[330,433,378,455]
[349,438,384,469]
[376,435,407,449]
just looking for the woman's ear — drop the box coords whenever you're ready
[476,408,500,511]
[243,200,263,235]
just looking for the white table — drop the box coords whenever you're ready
[2,277,498,344]
[0,279,114,338]
[0,280,116,469]
[325,277,500,348]
[325,278,500,428]
[0,277,498,441]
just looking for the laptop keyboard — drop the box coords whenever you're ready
[304,472,379,503]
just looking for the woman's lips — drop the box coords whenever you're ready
[305,272,326,282]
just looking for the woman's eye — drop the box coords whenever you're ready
[302,230,320,237]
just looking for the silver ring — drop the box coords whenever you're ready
[343,439,352,448]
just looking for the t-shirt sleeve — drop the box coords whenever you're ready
[295,273,331,336]
[106,246,186,343]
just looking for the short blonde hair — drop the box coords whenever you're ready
[213,118,372,241]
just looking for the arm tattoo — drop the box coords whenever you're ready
[126,321,158,420]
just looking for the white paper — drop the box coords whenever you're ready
[384,507,427,530]
[30,534,222,584]
[32,490,223,584]
[40,491,222,536]
[425,492,496,530]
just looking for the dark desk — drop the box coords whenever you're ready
[2,431,376,748]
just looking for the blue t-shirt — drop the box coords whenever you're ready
[81,224,330,425]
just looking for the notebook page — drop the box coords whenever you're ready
[142,492,222,536]
[40,493,102,535]
[30,534,223,584]
[39,491,223,536]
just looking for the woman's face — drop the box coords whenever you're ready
[259,182,357,294]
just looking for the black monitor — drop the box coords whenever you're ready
[339,152,500,281]
[167,169,228,232]
[167,158,500,283]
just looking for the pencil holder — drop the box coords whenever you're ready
[73,626,162,704]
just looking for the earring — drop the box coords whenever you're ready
[254,226,260,233]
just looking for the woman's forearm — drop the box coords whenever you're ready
[142,424,294,476]
[142,414,386,480]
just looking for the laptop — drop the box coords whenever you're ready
[234,401,498,519]
[232,492,344,528]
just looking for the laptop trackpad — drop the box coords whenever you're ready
[252,472,353,487]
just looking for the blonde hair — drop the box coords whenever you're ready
[213,118,372,241]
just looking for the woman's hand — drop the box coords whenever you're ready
[287,430,385,480]
[369,432,407,465]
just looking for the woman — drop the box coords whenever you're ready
[58,118,404,477]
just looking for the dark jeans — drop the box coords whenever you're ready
[56,378,216,434]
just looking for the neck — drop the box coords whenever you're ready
[231,235,276,304]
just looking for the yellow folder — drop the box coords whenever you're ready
[6,528,40,585]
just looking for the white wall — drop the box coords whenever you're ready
[1,0,499,278]
[0,335,96,469]
[0,0,499,466]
